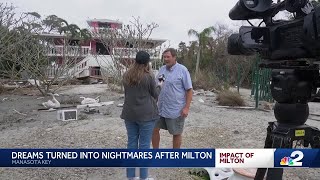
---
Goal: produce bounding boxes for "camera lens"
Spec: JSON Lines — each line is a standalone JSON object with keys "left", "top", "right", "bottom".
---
{"left": 244, "top": 0, "right": 258, "bottom": 8}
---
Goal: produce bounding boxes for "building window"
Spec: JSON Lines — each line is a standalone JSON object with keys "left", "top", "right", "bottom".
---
{"left": 96, "top": 42, "right": 110, "bottom": 55}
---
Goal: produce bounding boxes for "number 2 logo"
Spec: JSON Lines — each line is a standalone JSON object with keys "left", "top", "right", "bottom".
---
{"left": 290, "top": 151, "right": 304, "bottom": 166}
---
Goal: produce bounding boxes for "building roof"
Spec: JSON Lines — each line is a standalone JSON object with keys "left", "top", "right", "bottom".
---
{"left": 87, "top": 19, "right": 123, "bottom": 25}
{"left": 147, "top": 38, "right": 166, "bottom": 44}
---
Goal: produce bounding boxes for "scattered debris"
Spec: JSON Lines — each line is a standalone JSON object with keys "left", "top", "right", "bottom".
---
{"left": 27, "top": 79, "right": 41, "bottom": 86}
{"left": 205, "top": 91, "right": 215, "bottom": 97}
{"left": 83, "top": 107, "right": 100, "bottom": 114}
{"left": 3, "top": 82, "right": 19, "bottom": 89}
{"left": 204, "top": 168, "right": 234, "bottom": 180}
{"left": 42, "top": 93, "right": 60, "bottom": 109}
{"left": 59, "top": 96, "right": 82, "bottom": 105}
{"left": 193, "top": 89, "right": 205, "bottom": 96}
{"left": 80, "top": 96, "right": 100, "bottom": 105}
{"left": 78, "top": 114, "right": 88, "bottom": 120}
{"left": 231, "top": 168, "right": 257, "bottom": 179}
{"left": 117, "top": 103, "right": 124, "bottom": 107}
{"left": 308, "top": 114, "right": 320, "bottom": 122}
{"left": 76, "top": 101, "right": 114, "bottom": 109}
{"left": 198, "top": 98, "right": 205, "bottom": 103}
{"left": 193, "top": 89, "right": 215, "bottom": 97}
{"left": 13, "top": 109, "right": 27, "bottom": 116}
{"left": 2, "top": 97, "right": 8, "bottom": 102}
{"left": 258, "top": 101, "right": 273, "bottom": 110}
{"left": 100, "top": 101, "right": 114, "bottom": 106}
{"left": 308, "top": 118, "right": 320, "bottom": 122}
{"left": 310, "top": 113, "right": 320, "bottom": 117}
{"left": 188, "top": 168, "right": 209, "bottom": 179}
{"left": 57, "top": 109, "right": 78, "bottom": 121}
{"left": 38, "top": 105, "right": 77, "bottom": 111}
{"left": 36, "top": 97, "right": 44, "bottom": 100}
{"left": 46, "top": 108, "right": 57, "bottom": 112}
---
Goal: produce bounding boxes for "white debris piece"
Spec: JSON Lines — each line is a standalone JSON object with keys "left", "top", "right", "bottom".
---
{"left": 204, "top": 168, "right": 233, "bottom": 180}
{"left": 193, "top": 89, "right": 205, "bottom": 96}
{"left": 77, "top": 101, "right": 114, "bottom": 109}
{"left": 80, "top": 96, "right": 100, "bottom": 105}
{"left": 42, "top": 93, "right": 60, "bottom": 109}
{"left": 205, "top": 91, "right": 215, "bottom": 97}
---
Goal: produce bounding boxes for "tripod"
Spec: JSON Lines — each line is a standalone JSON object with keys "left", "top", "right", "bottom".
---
{"left": 254, "top": 122, "right": 320, "bottom": 179}
{"left": 253, "top": 69, "right": 320, "bottom": 180}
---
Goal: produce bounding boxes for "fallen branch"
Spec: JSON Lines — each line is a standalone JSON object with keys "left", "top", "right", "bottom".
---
{"left": 13, "top": 109, "right": 27, "bottom": 116}
{"left": 76, "top": 101, "right": 114, "bottom": 109}
{"left": 38, "top": 105, "right": 77, "bottom": 111}
{"left": 308, "top": 117, "right": 320, "bottom": 122}
{"left": 310, "top": 113, "right": 320, "bottom": 117}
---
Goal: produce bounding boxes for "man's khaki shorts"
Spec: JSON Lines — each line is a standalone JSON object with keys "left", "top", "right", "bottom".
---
{"left": 155, "top": 116, "right": 185, "bottom": 135}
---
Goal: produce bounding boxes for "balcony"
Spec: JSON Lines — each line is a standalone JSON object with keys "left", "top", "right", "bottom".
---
{"left": 45, "top": 46, "right": 91, "bottom": 57}
{"left": 112, "top": 48, "right": 161, "bottom": 59}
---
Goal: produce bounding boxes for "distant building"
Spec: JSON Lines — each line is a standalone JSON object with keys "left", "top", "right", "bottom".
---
{"left": 40, "top": 18, "right": 165, "bottom": 81}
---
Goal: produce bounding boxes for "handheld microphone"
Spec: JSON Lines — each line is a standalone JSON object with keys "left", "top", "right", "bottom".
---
{"left": 158, "top": 74, "right": 165, "bottom": 82}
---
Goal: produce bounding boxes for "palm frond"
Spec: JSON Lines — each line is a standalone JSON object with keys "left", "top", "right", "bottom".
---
{"left": 26, "top": 12, "right": 41, "bottom": 19}
{"left": 188, "top": 29, "right": 199, "bottom": 38}
{"left": 201, "top": 26, "right": 215, "bottom": 36}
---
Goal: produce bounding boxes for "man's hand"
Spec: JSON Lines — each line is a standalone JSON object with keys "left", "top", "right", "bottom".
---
{"left": 181, "top": 107, "right": 189, "bottom": 118}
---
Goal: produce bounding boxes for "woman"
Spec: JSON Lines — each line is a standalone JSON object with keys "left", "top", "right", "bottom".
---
{"left": 121, "top": 51, "right": 160, "bottom": 180}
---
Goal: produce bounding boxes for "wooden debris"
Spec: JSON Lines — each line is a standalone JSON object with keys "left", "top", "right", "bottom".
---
{"left": 76, "top": 101, "right": 114, "bottom": 109}
{"left": 13, "top": 109, "right": 27, "bottom": 116}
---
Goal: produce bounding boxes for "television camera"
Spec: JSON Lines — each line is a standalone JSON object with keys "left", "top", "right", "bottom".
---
{"left": 227, "top": 0, "right": 320, "bottom": 179}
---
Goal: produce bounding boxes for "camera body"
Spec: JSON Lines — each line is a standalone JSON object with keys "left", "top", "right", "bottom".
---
{"left": 228, "top": 0, "right": 320, "bottom": 104}
{"left": 228, "top": 3, "right": 320, "bottom": 179}
{"left": 228, "top": 0, "right": 320, "bottom": 64}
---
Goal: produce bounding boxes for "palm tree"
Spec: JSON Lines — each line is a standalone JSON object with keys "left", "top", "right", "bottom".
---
{"left": 79, "top": 28, "right": 92, "bottom": 41}
{"left": 42, "top": 15, "right": 65, "bottom": 33}
{"left": 188, "top": 26, "right": 215, "bottom": 80}
{"left": 66, "top": 24, "right": 81, "bottom": 38}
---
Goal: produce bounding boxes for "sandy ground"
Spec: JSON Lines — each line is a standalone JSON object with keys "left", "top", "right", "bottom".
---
{"left": 0, "top": 85, "right": 319, "bottom": 180}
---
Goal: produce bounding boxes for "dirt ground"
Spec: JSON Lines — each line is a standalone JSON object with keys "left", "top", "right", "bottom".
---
{"left": 0, "top": 84, "right": 319, "bottom": 180}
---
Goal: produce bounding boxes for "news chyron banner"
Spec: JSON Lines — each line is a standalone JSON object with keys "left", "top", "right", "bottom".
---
{"left": 0, "top": 149, "right": 215, "bottom": 167}
{"left": 0, "top": 149, "right": 319, "bottom": 168}
{"left": 215, "top": 149, "right": 274, "bottom": 168}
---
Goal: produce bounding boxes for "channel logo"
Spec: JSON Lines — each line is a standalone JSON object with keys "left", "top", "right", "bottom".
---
{"left": 280, "top": 150, "right": 304, "bottom": 166}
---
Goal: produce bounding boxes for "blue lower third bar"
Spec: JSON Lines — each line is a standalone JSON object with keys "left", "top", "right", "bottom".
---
{"left": 274, "top": 149, "right": 320, "bottom": 168}
{"left": 0, "top": 149, "right": 215, "bottom": 167}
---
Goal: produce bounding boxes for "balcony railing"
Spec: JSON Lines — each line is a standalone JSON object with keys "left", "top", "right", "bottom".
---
{"left": 112, "top": 48, "right": 161, "bottom": 59}
{"left": 45, "top": 46, "right": 90, "bottom": 57}
{"left": 45, "top": 67, "right": 71, "bottom": 79}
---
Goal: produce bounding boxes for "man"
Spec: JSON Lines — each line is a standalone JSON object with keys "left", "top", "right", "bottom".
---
{"left": 152, "top": 48, "right": 193, "bottom": 149}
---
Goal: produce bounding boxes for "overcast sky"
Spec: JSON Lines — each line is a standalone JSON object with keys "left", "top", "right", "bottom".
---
{"left": 7, "top": 0, "right": 241, "bottom": 47}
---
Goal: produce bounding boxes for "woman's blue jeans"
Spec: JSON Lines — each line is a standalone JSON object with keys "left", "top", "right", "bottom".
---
{"left": 125, "top": 120, "right": 155, "bottom": 179}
